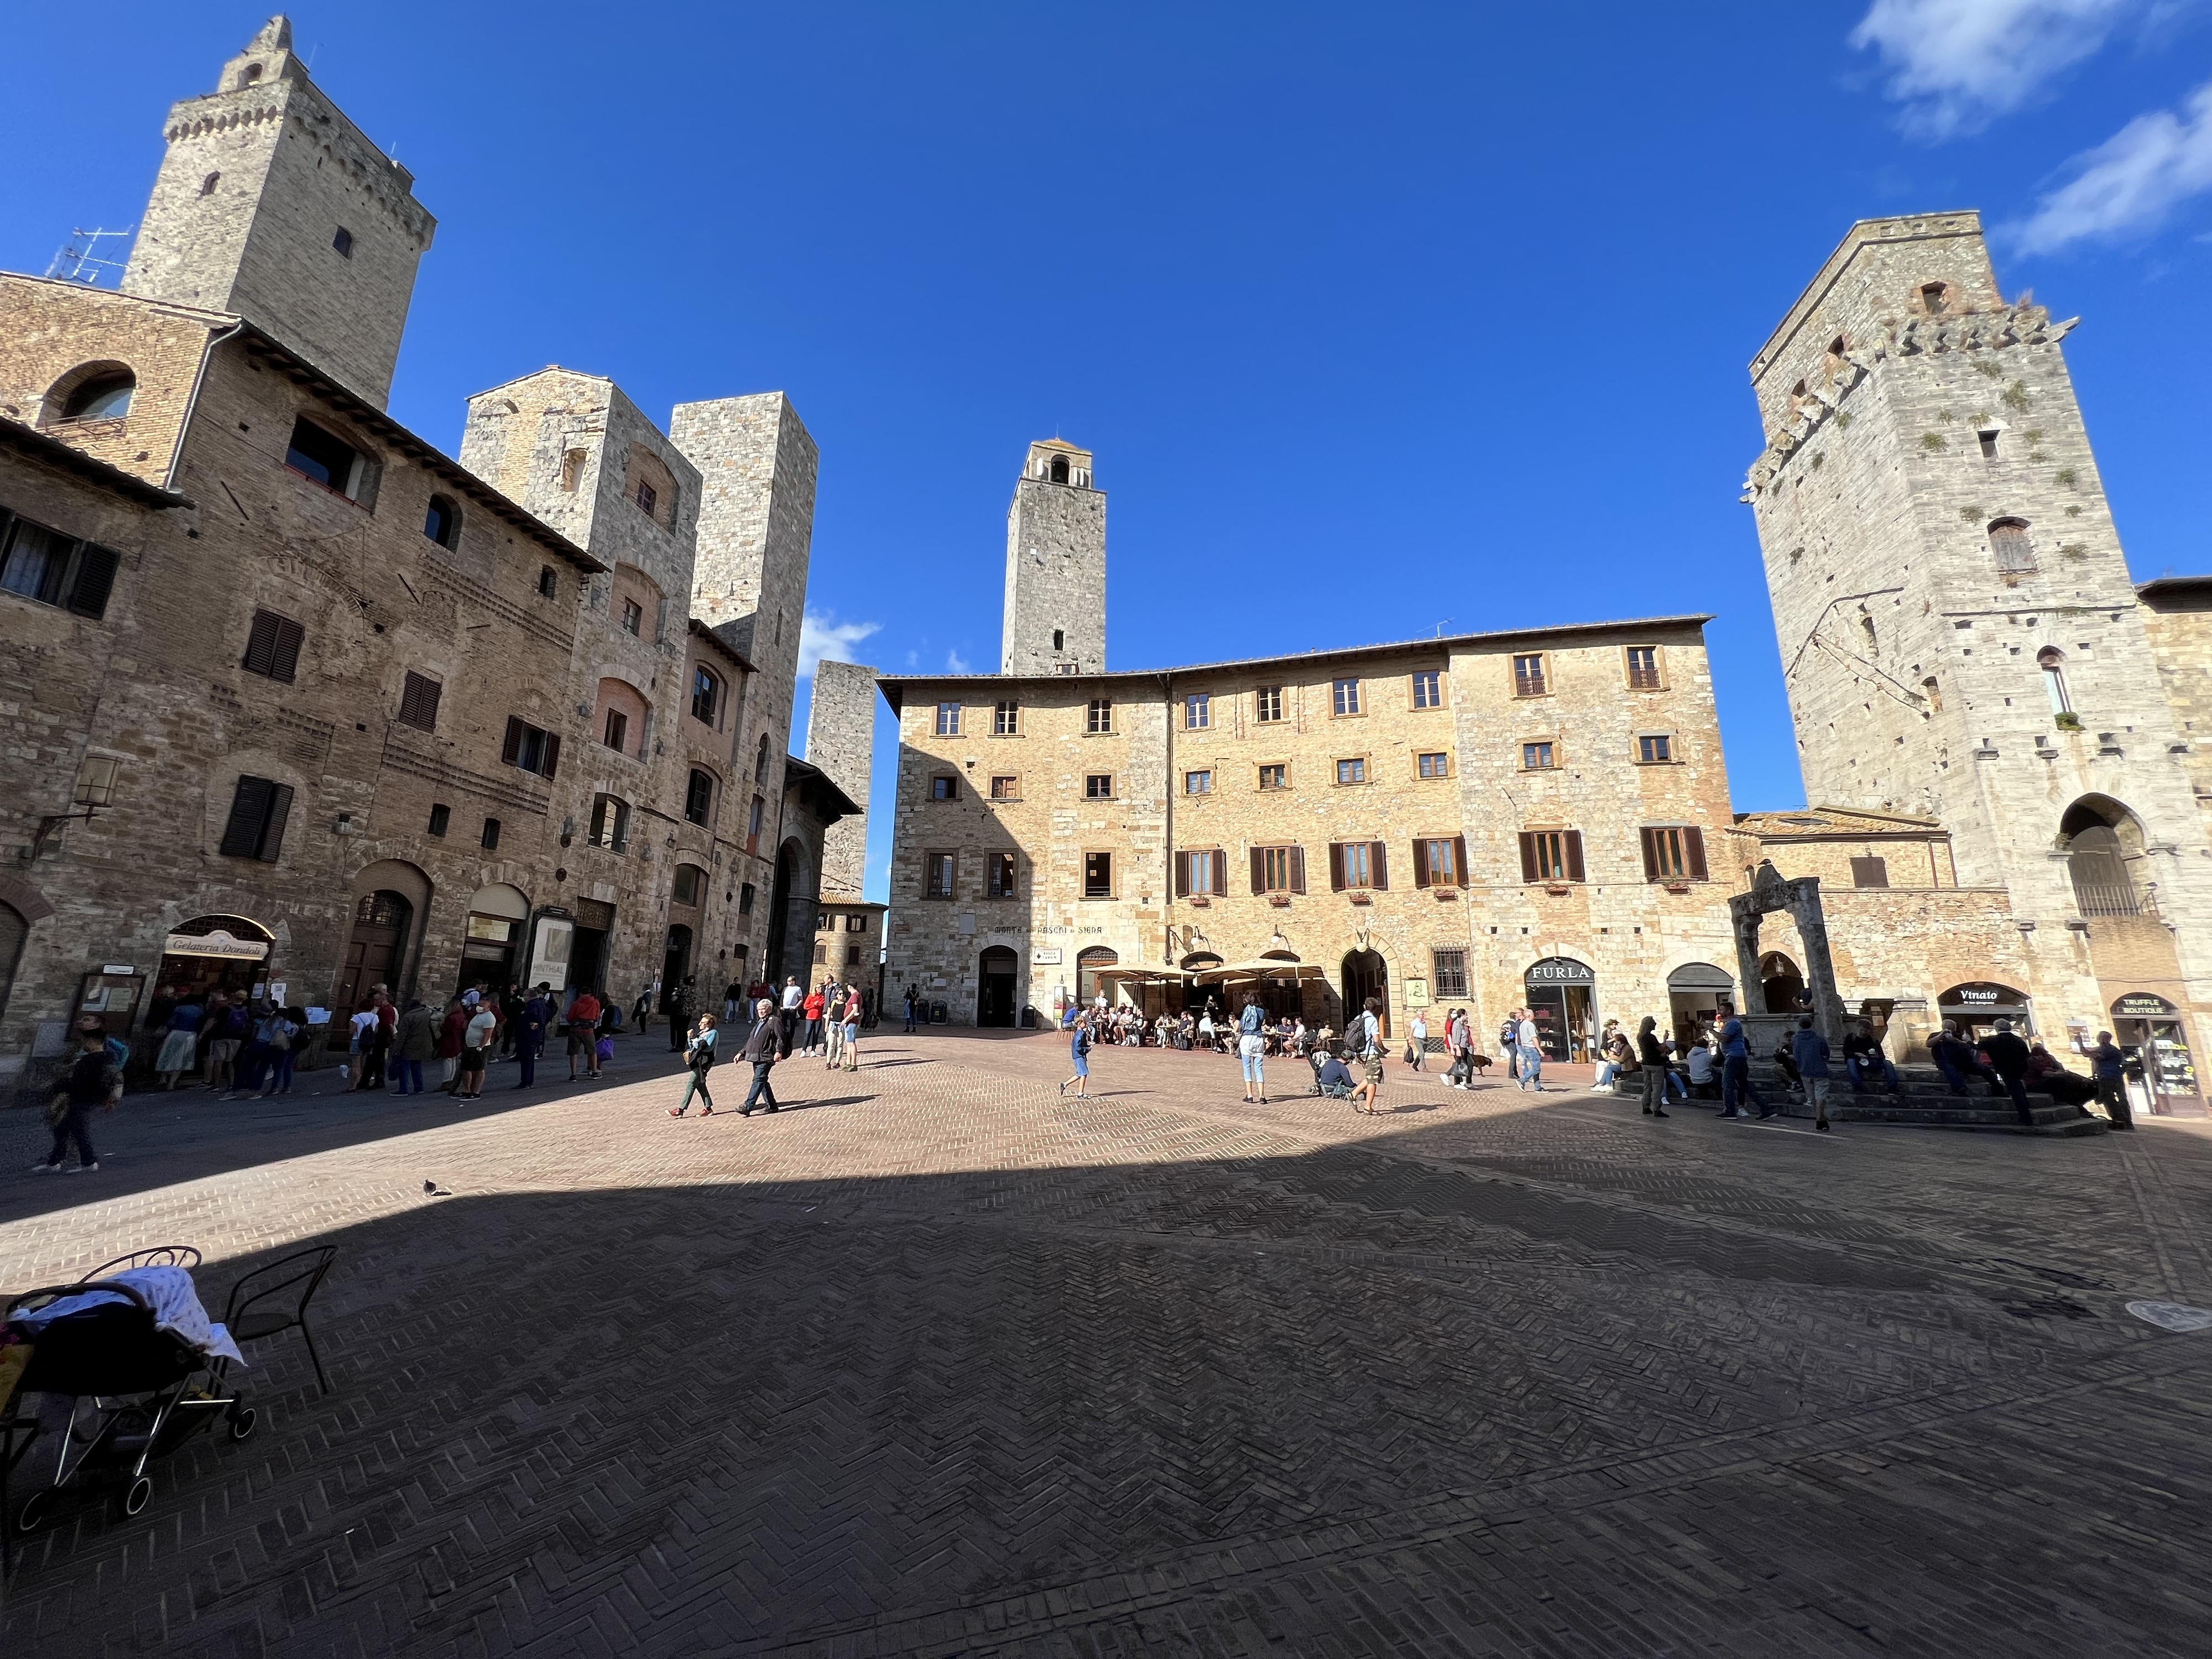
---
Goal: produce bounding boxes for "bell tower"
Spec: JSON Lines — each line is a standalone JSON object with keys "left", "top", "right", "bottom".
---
{"left": 1001, "top": 439, "right": 1106, "bottom": 675}
{"left": 121, "top": 16, "right": 436, "bottom": 408}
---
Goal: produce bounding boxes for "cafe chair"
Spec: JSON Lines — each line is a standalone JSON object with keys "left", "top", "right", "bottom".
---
{"left": 221, "top": 1245, "right": 338, "bottom": 1396}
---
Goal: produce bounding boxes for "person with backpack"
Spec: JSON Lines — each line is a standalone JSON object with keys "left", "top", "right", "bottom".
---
{"left": 1349, "top": 997, "right": 1385, "bottom": 1115}
{"left": 30, "top": 1018, "right": 122, "bottom": 1174}
{"left": 564, "top": 987, "right": 603, "bottom": 1081}
{"left": 251, "top": 1005, "right": 300, "bottom": 1098}
{"left": 1059, "top": 1008, "right": 1094, "bottom": 1099}
{"left": 837, "top": 985, "right": 864, "bottom": 1072}
{"left": 204, "top": 993, "right": 250, "bottom": 1093}
{"left": 1237, "top": 993, "right": 1270, "bottom": 1103}
{"left": 1791, "top": 1015, "right": 1834, "bottom": 1132}
{"left": 1498, "top": 1014, "right": 1521, "bottom": 1085}
{"left": 669, "top": 1013, "right": 720, "bottom": 1115}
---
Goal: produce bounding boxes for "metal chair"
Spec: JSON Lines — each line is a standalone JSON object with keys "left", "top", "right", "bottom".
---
{"left": 80, "top": 1245, "right": 203, "bottom": 1281}
{"left": 221, "top": 1246, "right": 338, "bottom": 1395}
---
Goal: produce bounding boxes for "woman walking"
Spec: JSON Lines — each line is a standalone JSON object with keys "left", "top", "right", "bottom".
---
{"left": 838, "top": 987, "right": 863, "bottom": 1072}
{"left": 1237, "top": 993, "right": 1269, "bottom": 1104}
{"left": 155, "top": 990, "right": 205, "bottom": 1089}
{"left": 1059, "top": 1010, "right": 1093, "bottom": 1099}
{"left": 670, "top": 1013, "right": 720, "bottom": 1115}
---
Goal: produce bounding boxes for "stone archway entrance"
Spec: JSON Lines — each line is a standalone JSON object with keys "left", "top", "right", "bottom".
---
{"left": 978, "top": 946, "right": 1019, "bottom": 1027}
{"left": 766, "top": 839, "right": 807, "bottom": 986}
{"left": 1341, "top": 948, "right": 1388, "bottom": 1039}
{"left": 1729, "top": 861, "right": 1845, "bottom": 1052}
{"left": 335, "top": 891, "right": 413, "bottom": 1014}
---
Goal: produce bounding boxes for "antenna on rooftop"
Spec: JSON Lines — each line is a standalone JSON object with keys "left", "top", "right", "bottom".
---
{"left": 46, "top": 226, "right": 134, "bottom": 286}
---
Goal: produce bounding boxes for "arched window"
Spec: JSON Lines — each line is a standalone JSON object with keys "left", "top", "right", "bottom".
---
{"left": 1989, "top": 518, "right": 2035, "bottom": 575}
{"left": 754, "top": 733, "right": 772, "bottom": 784}
{"left": 422, "top": 493, "right": 460, "bottom": 550}
{"left": 684, "top": 767, "right": 717, "bottom": 827}
{"left": 691, "top": 665, "right": 721, "bottom": 726}
{"left": 2038, "top": 648, "right": 2070, "bottom": 714}
{"left": 1823, "top": 334, "right": 1848, "bottom": 372}
{"left": 1918, "top": 281, "right": 1949, "bottom": 315}
{"left": 1789, "top": 378, "right": 1808, "bottom": 412}
{"left": 199, "top": 171, "right": 221, "bottom": 197}
{"left": 593, "top": 677, "right": 649, "bottom": 757}
{"left": 624, "top": 446, "right": 679, "bottom": 528}
{"left": 1050, "top": 453, "right": 1069, "bottom": 483}
{"left": 1922, "top": 675, "right": 1943, "bottom": 714}
{"left": 48, "top": 364, "right": 135, "bottom": 424}
{"left": 589, "top": 793, "right": 631, "bottom": 852}
{"left": 2062, "top": 797, "right": 2144, "bottom": 917}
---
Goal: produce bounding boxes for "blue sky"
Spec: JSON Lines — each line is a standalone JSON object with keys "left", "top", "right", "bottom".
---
{"left": 6, "top": 3, "right": 2208, "bottom": 901}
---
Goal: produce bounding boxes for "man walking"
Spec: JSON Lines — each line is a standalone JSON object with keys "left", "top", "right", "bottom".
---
{"left": 515, "top": 984, "right": 550, "bottom": 1089}
{"left": 32, "top": 1018, "right": 122, "bottom": 1173}
{"left": 779, "top": 976, "right": 804, "bottom": 1058}
{"left": 1977, "top": 1018, "right": 2037, "bottom": 1126}
{"left": 565, "top": 986, "right": 603, "bottom": 1082}
{"left": 904, "top": 984, "right": 919, "bottom": 1032}
{"left": 740, "top": 998, "right": 782, "bottom": 1115}
{"left": 2090, "top": 1029, "right": 2133, "bottom": 1130}
{"left": 1349, "top": 997, "right": 1385, "bottom": 1115}
{"left": 1791, "top": 1015, "right": 1834, "bottom": 1133}
{"left": 1717, "top": 1007, "right": 1771, "bottom": 1119}
{"left": 1515, "top": 1008, "right": 1543, "bottom": 1092}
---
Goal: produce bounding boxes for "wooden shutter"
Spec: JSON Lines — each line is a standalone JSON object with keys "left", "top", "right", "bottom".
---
{"left": 540, "top": 732, "right": 561, "bottom": 780}
{"left": 258, "top": 783, "right": 294, "bottom": 862}
{"left": 398, "top": 671, "right": 442, "bottom": 732}
{"left": 1370, "top": 841, "right": 1387, "bottom": 891}
{"left": 501, "top": 716, "right": 524, "bottom": 766}
{"left": 1414, "top": 838, "right": 1432, "bottom": 888}
{"left": 1288, "top": 846, "right": 1306, "bottom": 894}
{"left": 243, "top": 611, "right": 280, "bottom": 677}
{"left": 269, "top": 615, "right": 304, "bottom": 682}
{"left": 1328, "top": 843, "right": 1345, "bottom": 891}
{"left": 1174, "top": 851, "right": 1190, "bottom": 898}
{"left": 1686, "top": 826, "right": 1708, "bottom": 881}
{"left": 1452, "top": 836, "right": 1467, "bottom": 886}
{"left": 66, "top": 544, "right": 121, "bottom": 619}
{"left": 1250, "top": 847, "right": 1266, "bottom": 894}
{"left": 218, "top": 776, "right": 272, "bottom": 858}
{"left": 1211, "top": 853, "right": 1226, "bottom": 896}
{"left": 1517, "top": 833, "right": 1537, "bottom": 884}
{"left": 1639, "top": 827, "right": 1659, "bottom": 881}
{"left": 1564, "top": 830, "right": 1585, "bottom": 883}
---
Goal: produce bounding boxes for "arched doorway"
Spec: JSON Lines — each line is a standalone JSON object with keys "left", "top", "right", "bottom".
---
{"left": 1756, "top": 951, "right": 1804, "bottom": 1015}
{"left": 2110, "top": 993, "right": 2200, "bottom": 1116}
{"left": 978, "top": 946, "right": 1019, "bottom": 1027}
{"left": 1077, "top": 946, "right": 1118, "bottom": 1008}
{"left": 662, "top": 924, "right": 694, "bottom": 1001}
{"left": 1666, "top": 961, "right": 1735, "bottom": 1046}
{"left": 1341, "top": 949, "right": 1389, "bottom": 1039}
{"left": 155, "top": 914, "right": 275, "bottom": 1008}
{"left": 1525, "top": 956, "right": 1595, "bottom": 1061}
{"left": 457, "top": 883, "right": 529, "bottom": 997}
{"left": 1938, "top": 980, "right": 2032, "bottom": 1041}
{"left": 766, "top": 838, "right": 812, "bottom": 986}
{"left": 2061, "top": 795, "right": 2147, "bottom": 916}
{"left": 334, "top": 891, "right": 413, "bottom": 1014}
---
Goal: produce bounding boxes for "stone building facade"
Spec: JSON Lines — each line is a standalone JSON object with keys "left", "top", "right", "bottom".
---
{"left": 1000, "top": 440, "right": 1105, "bottom": 675}
{"left": 0, "top": 19, "right": 851, "bottom": 1092}
{"left": 804, "top": 656, "right": 879, "bottom": 898}
{"left": 1743, "top": 212, "right": 2211, "bottom": 1110}
{"left": 883, "top": 611, "right": 1743, "bottom": 1057}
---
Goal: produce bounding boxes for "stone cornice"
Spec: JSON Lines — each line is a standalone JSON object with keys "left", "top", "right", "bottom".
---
{"left": 1740, "top": 302, "right": 2078, "bottom": 504}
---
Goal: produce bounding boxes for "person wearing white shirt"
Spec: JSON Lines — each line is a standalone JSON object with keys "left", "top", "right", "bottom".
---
{"left": 1515, "top": 1012, "right": 1543, "bottom": 1092}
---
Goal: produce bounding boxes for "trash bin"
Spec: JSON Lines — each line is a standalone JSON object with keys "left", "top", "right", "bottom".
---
{"left": 1019, "top": 1006, "right": 1037, "bottom": 1029}
{"left": 930, "top": 1000, "right": 948, "bottom": 1024}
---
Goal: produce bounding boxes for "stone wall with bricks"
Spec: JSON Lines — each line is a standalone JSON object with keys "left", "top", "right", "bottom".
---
{"left": 884, "top": 617, "right": 1743, "bottom": 1050}
{"left": 805, "top": 656, "right": 878, "bottom": 897}
{"left": 812, "top": 899, "right": 886, "bottom": 983}
{"left": 2138, "top": 582, "right": 2212, "bottom": 834}
{"left": 1745, "top": 211, "right": 2212, "bottom": 1097}
{"left": 120, "top": 18, "right": 434, "bottom": 410}
{"left": 1000, "top": 441, "right": 1106, "bottom": 675}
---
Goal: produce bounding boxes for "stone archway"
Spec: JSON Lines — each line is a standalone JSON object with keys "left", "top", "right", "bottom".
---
{"left": 1729, "top": 862, "right": 1845, "bottom": 1048}
{"left": 766, "top": 838, "right": 814, "bottom": 987}
{"left": 1341, "top": 948, "right": 1389, "bottom": 1039}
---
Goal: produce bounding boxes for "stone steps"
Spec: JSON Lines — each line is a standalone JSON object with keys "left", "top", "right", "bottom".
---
{"left": 1746, "top": 1070, "right": 2109, "bottom": 1136}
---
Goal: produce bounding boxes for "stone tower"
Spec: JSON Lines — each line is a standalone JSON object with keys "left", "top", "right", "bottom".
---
{"left": 1745, "top": 211, "right": 2212, "bottom": 1032}
{"left": 121, "top": 17, "right": 436, "bottom": 408}
{"left": 1001, "top": 439, "right": 1106, "bottom": 675}
{"left": 805, "top": 658, "right": 879, "bottom": 897}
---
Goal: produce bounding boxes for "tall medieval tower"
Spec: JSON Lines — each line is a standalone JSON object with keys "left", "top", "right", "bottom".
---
{"left": 1001, "top": 439, "right": 1106, "bottom": 674}
{"left": 121, "top": 17, "right": 436, "bottom": 408}
{"left": 804, "top": 658, "right": 879, "bottom": 898}
{"left": 1745, "top": 211, "right": 2212, "bottom": 1031}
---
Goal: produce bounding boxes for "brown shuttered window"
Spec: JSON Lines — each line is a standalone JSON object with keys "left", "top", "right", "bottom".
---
{"left": 1641, "top": 826, "right": 1707, "bottom": 881}
{"left": 1517, "top": 833, "right": 1536, "bottom": 884}
{"left": 242, "top": 609, "right": 305, "bottom": 682}
{"left": 500, "top": 717, "right": 560, "bottom": 778}
{"left": 217, "top": 774, "right": 293, "bottom": 862}
{"left": 398, "top": 671, "right": 442, "bottom": 732}
{"left": 1564, "top": 830, "right": 1585, "bottom": 882}
{"left": 1288, "top": 846, "right": 1306, "bottom": 894}
{"left": 1369, "top": 840, "right": 1389, "bottom": 891}
{"left": 1250, "top": 846, "right": 1266, "bottom": 895}
{"left": 1175, "top": 850, "right": 1191, "bottom": 898}
{"left": 1328, "top": 843, "right": 1345, "bottom": 891}
{"left": 1686, "top": 826, "right": 1708, "bottom": 881}
{"left": 66, "top": 544, "right": 120, "bottom": 619}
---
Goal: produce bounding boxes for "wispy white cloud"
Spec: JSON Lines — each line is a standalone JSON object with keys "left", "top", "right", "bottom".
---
{"left": 797, "top": 610, "right": 881, "bottom": 679}
{"left": 946, "top": 648, "right": 972, "bottom": 673}
{"left": 2011, "top": 77, "right": 2212, "bottom": 249}
{"left": 1849, "top": 0, "right": 2146, "bottom": 135}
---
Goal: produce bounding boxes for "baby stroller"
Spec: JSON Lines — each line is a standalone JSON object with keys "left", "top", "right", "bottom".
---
{"left": 6, "top": 1246, "right": 255, "bottom": 1536}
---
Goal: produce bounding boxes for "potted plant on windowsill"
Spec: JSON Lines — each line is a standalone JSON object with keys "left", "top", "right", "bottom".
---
{"left": 2054, "top": 712, "right": 2083, "bottom": 731}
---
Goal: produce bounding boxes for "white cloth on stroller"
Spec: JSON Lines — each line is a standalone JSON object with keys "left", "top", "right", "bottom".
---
{"left": 15, "top": 1266, "right": 246, "bottom": 1365}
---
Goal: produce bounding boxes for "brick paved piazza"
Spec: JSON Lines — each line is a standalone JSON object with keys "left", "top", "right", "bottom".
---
{"left": 5, "top": 1032, "right": 2212, "bottom": 1657}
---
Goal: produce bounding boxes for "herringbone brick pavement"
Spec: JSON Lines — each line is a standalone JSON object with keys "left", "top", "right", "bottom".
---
{"left": 2, "top": 1032, "right": 2209, "bottom": 1655}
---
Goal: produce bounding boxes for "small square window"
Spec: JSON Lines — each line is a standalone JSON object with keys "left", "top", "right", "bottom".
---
{"left": 1255, "top": 686, "right": 1284, "bottom": 723}
{"left": 988, "top": 851, "right": 1018, "bottom": 898}
{"left": 931, "top": 775, "right": 959, "bottom": 800}
{"left": 620, "top": 599, "right": 643, "bottom": 635}
{"left": 1432, "top": 948, "right": 1468, "bottom": 999}
{"left": 738, "top": 882, "right": 756, "bottom": 914}
{"left": 1637, "top": 733, "right": 1673, "bottom": 764}
{"left": 993, "top": 700, "right": 1019, "bottom": 735}
{"left": 332, "top": 227, "right": 354, "bottom": 258}
{"left": 1085, "top": 773, "right": 1113, "bottom": 799}
{"left": 1522, "top": 741, "right": 1556, "bottom": 770}
{"left": 1332, "top": 678, "right": 1361, "bottom": 716}
{"left": 427, "top": 803, "right": 450, "bottom": 837}
{"left": 1626, "top": 645, "right": 1661, "bottom": 690}
{"left": 1185, "top": 692, "right": 1210, "bottom": 730}
{"left": 1087, "top": 697, "right": 1113, "bottom": 734}
{"left": 989, "top": 775, "right": 1019, "bottom": 800}
{"left": 1258, "top": 763, "right": 1287, "bottom": 791}
{"left": 1417, "top": 752, "right": 1449, "bottom": 779}
{"left": 925, "top": 851, "right": 957, "bottom": 898}
{"left": 1335, "top": 757, "right": 1366, "bottom": 785}
{"left": 1185, "top": 769, "right": 1212, "bottom": 795}
{"left": 481, "top": 816, "right": 502, "bottom": 851}
{"left": 538, "top": 566, "right": 559, "bottom": 599}
{"left": 935, "top": 702, "right": 961, "bottom": 736}
{"left": 1084, "top": 851, "right": 1113, "bottom": 898}
{"left": 603, "top": 708, "right": 629, "bottom": 752}
{"left": 634, "top": 480, "right": 658, "bottom": 518}
{"left": 1411, "top": 670, "right": 1442, "bottom": 709}
{"left": 1513, "top": 654, "right": 1547, "bottom": 697}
